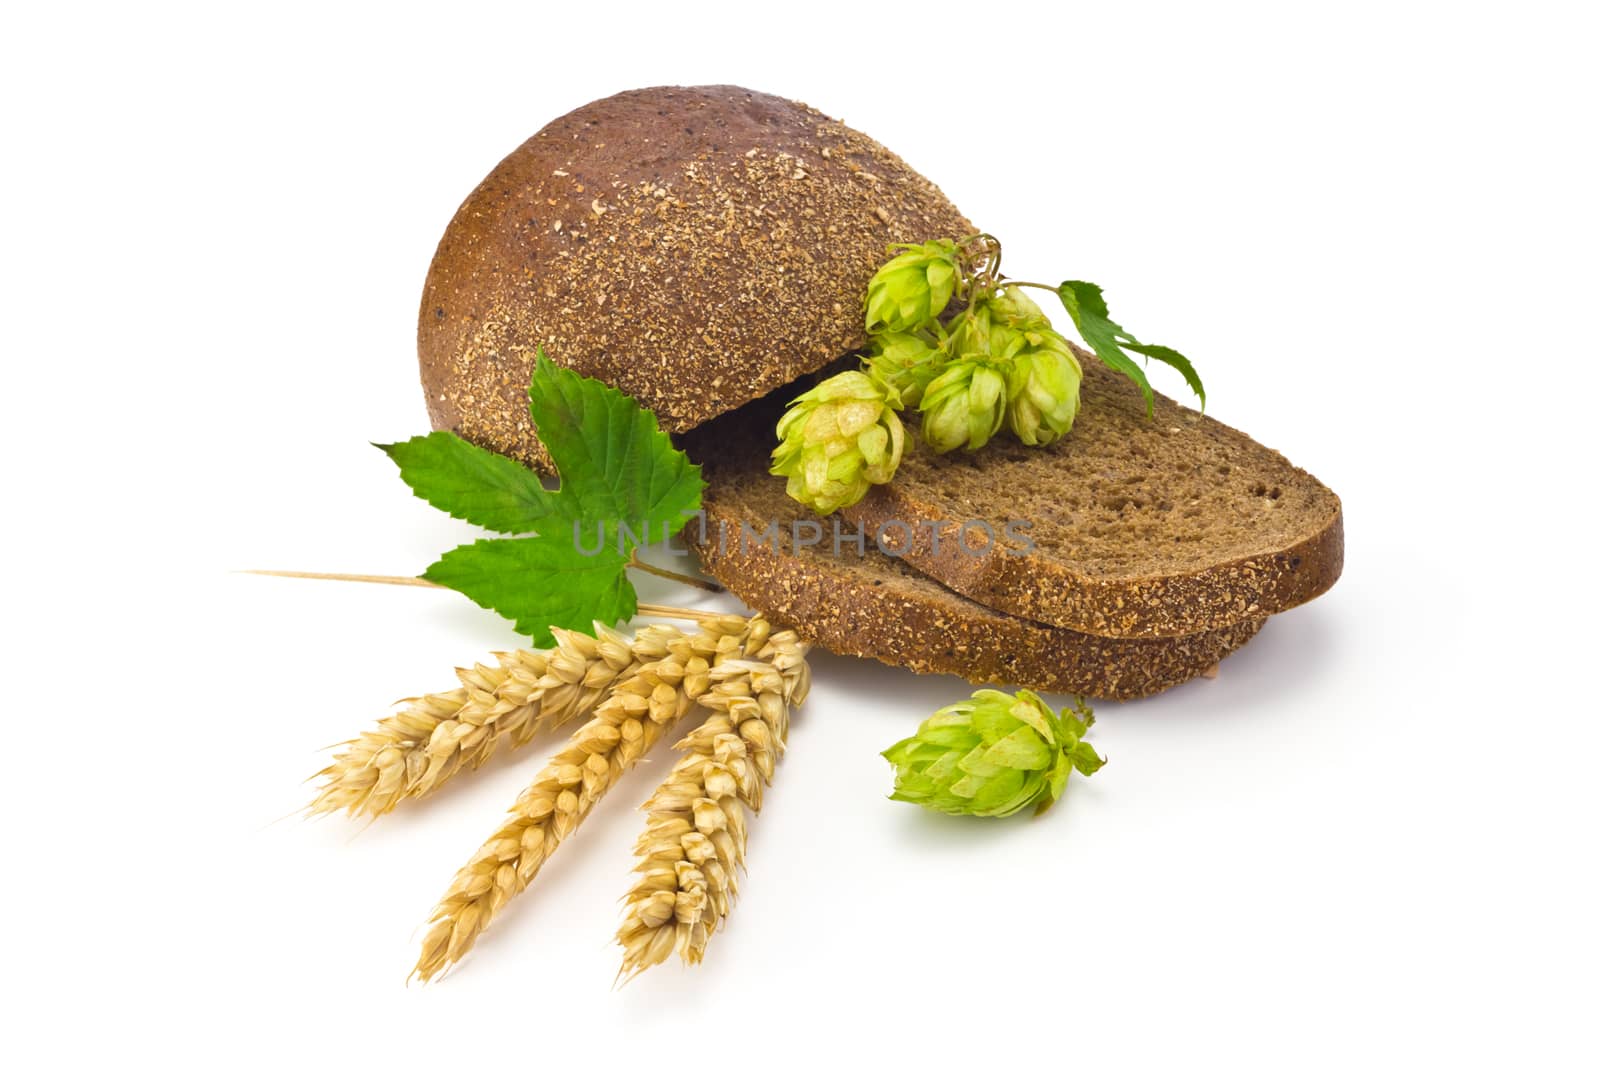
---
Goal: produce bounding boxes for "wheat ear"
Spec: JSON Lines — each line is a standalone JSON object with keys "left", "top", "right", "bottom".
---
{"left": 616, "top": 648, "right": 810, "bottom": 979}
{"left": 411, "top": 615, "right": 799, "bottom": 981}
{"left": 309, "top": 623, "right": 645, "bottom": 819}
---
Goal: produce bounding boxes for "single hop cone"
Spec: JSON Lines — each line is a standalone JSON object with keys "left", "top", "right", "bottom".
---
{"left": 865, "top": 328, "right": 948, "bottom": 408}
{"left": 1004, "top": 331, "right": 1082, "bottom": 446}
{"left": 984, "top": 295, "right": 1082, "bottom": 447}
{"left": 945, "top": 295, "right": 994, "bottom": 358}
{"left": 615, "top": 654, "right": 808, "bottom": 980}
{"left": 882, "top": 689, "right": 1106, "bottom": 818}
{"left": 988, "top": 286, "right": 1053, "bottom": 330}
{"left": 918, "top": 358, "right": 1007, "bottom": 453}
{"left": 864, "top": 239, "right": 960, "bottom": 333}
{"left": 771, "top": 370, "right": 905, "bottom": 515}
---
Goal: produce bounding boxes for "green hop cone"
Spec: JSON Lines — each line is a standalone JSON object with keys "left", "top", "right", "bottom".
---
{"left": 945, "top": 295, "right": 993, "bottom": 358}
{"left": 919, "top": 358, "right": 1007, "bottom": 453}
{"left": 953, "top": 289, "right": 1083, "bottom": 447}
{"left": 770, "top": 370, "right": 905, "bottom": 515}
{"left": 988, "top": 287, "right": 1052, "bottom": 330}
{"left": 864, "top": 239, "right": 960, "bottom": 334}
{"left": 864, "top": 328, "right": 948, "bottom": 408}
{"left": 882, "top": 690, "right": 1105, "bottom": 818}
{"left": 1002, "top": 328, "right": 1083, "bottom": 446}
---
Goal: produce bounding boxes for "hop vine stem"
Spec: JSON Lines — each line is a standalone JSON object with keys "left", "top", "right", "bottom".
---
{"left": 238, "top": 569, "right": 729, "bottom": 622}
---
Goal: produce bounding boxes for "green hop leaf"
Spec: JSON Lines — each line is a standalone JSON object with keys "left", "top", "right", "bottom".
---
{"left": 771, "top": 370, "right": 905, "bottom": 515}
{"left": 376, "top": 431, "right": 555, "bottom": 534}
{"left": 919, "top": 358, "right": 1007, "bottom": 453}
{"left": 865, "top": 239, "right": 961, "bottom": 334}
{"left": 864, "top": 327, "right": 949, "bottom": 408}
{"left": 883, "top": 690, "right": 1105, "bottom": 818}
{"left": 380, "top": 351, "right": 704, "bottom": 646}
{"left": 1056, "top": 280, "right": 1205, "bottom": 415}
{"left": 423, "top": 537, "right": 637, "bottom": 642}
{"left": 528, "top": 352, "right": 705, "bottom": 547}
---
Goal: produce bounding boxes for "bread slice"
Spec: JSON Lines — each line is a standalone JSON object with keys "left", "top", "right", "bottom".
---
{"left": 843, "top": 352, "right": 1343, "bottom": 638}
{"left": 681, "top": 408, "right": 1265, "bottom": 701}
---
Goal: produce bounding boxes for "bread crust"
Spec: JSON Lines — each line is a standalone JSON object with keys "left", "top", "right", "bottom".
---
{"left": 688, "top": 498, "right": 1265, "bottom": 700}
{"left": 683, "top": 423, "right": 1267, "bottom": 700}
{"left": 844, "top": 354, "right": 1344, "bottom": 638}
{"left": 418, "top": 85, "right": 971, "bottom": 473}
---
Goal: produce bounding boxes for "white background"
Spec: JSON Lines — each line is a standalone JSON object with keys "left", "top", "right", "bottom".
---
{"left": 4, "top": 2, "right": 1596, "bottom": 1063}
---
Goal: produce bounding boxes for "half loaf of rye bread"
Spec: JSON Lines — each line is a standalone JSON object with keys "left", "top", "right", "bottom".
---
{"left": 844, "top": 351, "right": 1343, "bottom": 638}
{"left": 681, "top": 403, "right": 1266, "bottom": 700}
{"left": 418, "top": 85, "right": 971, "bottom": 473}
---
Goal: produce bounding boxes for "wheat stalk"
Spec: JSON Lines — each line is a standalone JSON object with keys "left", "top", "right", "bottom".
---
{"left": 309, "top": 622, "right": 648, "bottom": 818}
{"left": 412, "top": 615, "right": 806, "bottom": 981}
{"left": 615, "top": 651, "right": 809, "bottom": 979}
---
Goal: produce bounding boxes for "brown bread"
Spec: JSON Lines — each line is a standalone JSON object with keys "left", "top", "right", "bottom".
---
{"left": 418, "top": 85, "right": 971, "bottom": 473}
{"left": 682, "top": 407, "right": 1265, "bottom": 701}
{"left": 844, "top": 352, "right": 1344, "bottom": 638}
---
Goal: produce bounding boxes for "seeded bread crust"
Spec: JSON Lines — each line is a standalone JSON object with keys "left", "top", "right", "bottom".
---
{"left": 843, "top": 351, "right": 1344, "bottom": 639}
{"left": 684, "top": 413, "right": 1266, "bottom": 700}
{"left": 418, "top": 85, "right": 971, "bottom": 473}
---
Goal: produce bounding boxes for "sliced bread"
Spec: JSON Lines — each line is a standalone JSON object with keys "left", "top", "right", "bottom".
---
{"left": 843, "top": 352, "right": 1343, "bottom": 638}
{"left": 682, "top": 409, "right": 1266, "bottom": 700}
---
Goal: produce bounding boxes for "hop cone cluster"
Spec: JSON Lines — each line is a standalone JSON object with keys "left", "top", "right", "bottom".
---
{"left": 772, "top": 237, "right": 1100, "bottom": 511}
{"left": 770, "top": 370, "right": 905, "bottom": 515}
{"left": 917, "top": 289, "right": 1083, "bottom": 450}
{"left": 862, "top": 242, "right": 1083, "bottom": 455}
{"left": 882, "top": 689, "right": 1105, "bottom": 818}
{"left": 616, "top": 651, "right": 810, "bottom": 979}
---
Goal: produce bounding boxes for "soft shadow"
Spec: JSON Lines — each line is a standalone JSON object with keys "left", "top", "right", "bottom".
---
{"left": 807, "top": 646, "right": 988, "bottom": 723}
{"left": 1092, "top": 605, "right": 1346, "bottom": 727}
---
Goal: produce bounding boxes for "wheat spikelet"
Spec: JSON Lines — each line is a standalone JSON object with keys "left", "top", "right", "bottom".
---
{"left": 616, "top": 648, "right": 809, "bottom": 979}
{"left": 309, "top": 623, "right": 644, "bottom": 818}
{"left": 411, "top": 615, "right": 803, "bottom": 981}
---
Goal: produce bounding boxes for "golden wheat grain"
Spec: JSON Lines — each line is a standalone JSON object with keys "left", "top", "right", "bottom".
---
{"left": 411, "top": 616, "right": 805, "bottom": 981}
{"left": 309, "top": 623, "right": 647, "bottom": 818}
{"left": 615, "top": 650, "right": 808, "bottom": 979}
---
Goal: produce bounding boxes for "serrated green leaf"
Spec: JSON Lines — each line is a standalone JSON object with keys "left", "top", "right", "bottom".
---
{"left": 1056, "top": 280, "right": 1204, "bottom": 415}
{"left": 1124, "top": 342, "right": 1206, "bottom": 410}
{"left": 386, "top": 354, "right": 711, "bottom": 646}
{"left": 377, "top": 433, "right": 555, "bottom": 533}
{"left": 528, "top": 352, "right": 704, "bottom": 546}
{"left": 422, "top": 537, "right": 635, "bottom": 648}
